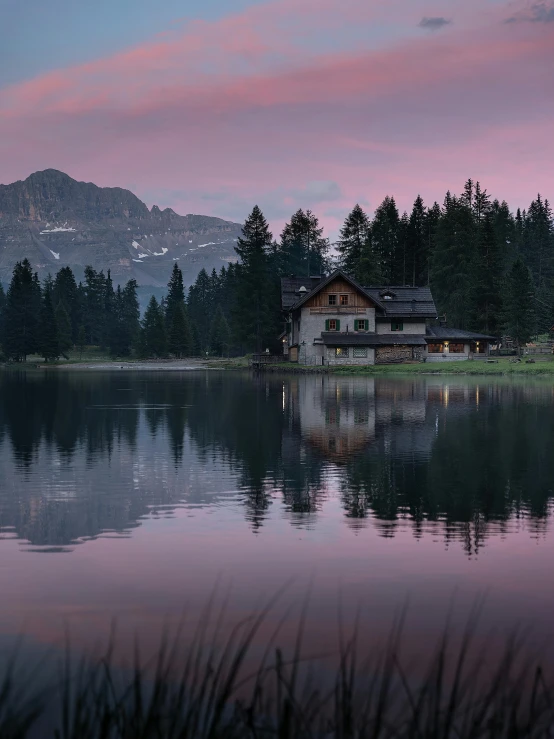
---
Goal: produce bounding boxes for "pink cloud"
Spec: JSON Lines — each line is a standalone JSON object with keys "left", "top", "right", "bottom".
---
{"left": 0, "top": 0, "right": 553, "bottom": 235}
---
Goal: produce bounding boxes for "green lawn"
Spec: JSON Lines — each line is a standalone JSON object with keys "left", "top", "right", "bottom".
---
{"left": 329, "top": 357, "right": 554, "bottom": 375}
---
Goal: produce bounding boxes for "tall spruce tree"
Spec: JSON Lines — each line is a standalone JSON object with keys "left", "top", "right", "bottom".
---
{"left": 39, "top": 288, "right": 60, "bottom": 361}
{"left": 470, "top": 211, "right": 503, "bottom": 334}
{"left": 121, "top": 279, "right": 141, "bottom": 354}
{"left": 279, "top": 209, "right": 329, "bottom": 276}
{"left": 53, "top": 266, "right": 80, "bottom": 340}
{"left": 336, "top": 205, "right": 370, "bottom": 280}
{"left": 371, "top": 196, "right": 401, "bottom": 284}
{"left": 210, "top": 305, "right": 231, "bottom": 356}
{"left": 141, "top": 296, "right": 167, "bottom": 357}
{"left": 165, "top": 263, "right": 185, "bottom": 324}
{"left": 503, "top": 259, "right": 535, "bottom": 346}
{"left": 234, "top": 205, "right": 274, "bottom": 353}
{"left": 407, "top": 195, "right": 427, "bottom": 286}
{"left": 55, "top": 301, "right": 73, "bottom": 357}
{"left": 3, "top": 259, "right": 41, "bottom": 361}
{"left": 188, "top": 268, "right": 213, "bottom": 352}
{"left": 83, "top": 267, "right": 106, "bottom": 345}
{"left": 168, "top": 303, "right": 192, "bottom": 358}
{"left": 431, "top": 194, "right": 476, "bottom": 328}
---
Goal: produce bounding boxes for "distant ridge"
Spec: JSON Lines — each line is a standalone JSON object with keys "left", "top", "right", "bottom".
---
{"left": 0, "top": 170, "right": 242, "bottom": 286}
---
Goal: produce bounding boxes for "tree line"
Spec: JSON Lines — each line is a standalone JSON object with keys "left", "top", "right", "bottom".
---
{"left": 0, "top": 179, "right": 551, "bottom": 360}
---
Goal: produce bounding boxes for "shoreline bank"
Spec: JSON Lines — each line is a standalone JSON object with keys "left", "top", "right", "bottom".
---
{"left": 3, "top": 356, "right": 554, "bottom": 376}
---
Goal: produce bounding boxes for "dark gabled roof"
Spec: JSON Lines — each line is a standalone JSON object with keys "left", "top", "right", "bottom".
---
{"left": 322, "top": 333, "right": 427, "bottom": 346}
{"left": 282, "top": 270, "right": 385, "bottom": 312}
{"left": 364, "top": 286, "right": 437, "bottom": 318}
{"left": 281, "top": 271, "right": 438, "bottom": 317}
{"left": 281, "top": 276, "right": 324, "bottom": 310}
{"left": 426, "top": 326, "right": 496, "bottom": 341}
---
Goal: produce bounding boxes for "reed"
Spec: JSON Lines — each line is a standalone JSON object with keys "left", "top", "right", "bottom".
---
{"left": 1, "top": 605, "right": 553, "bottom": 738}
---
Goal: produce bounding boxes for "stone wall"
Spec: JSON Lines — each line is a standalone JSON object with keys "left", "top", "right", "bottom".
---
{"left": 325, "top": 347, "right": 376, "bottom": 366}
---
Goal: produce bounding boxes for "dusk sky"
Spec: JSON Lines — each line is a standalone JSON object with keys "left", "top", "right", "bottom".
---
{"left": 1, "top": 0, "right": 553, "bottom": 235}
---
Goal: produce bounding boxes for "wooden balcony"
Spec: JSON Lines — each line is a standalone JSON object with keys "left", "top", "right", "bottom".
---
{"left": 309, "top": 307, "right": 367, "bottom": 314}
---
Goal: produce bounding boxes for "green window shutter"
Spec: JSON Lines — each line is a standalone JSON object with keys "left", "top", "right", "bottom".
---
{"left": 364, "top": 319, "right": 369, "bottom": 331}
{"left": 325, "top": 319, "right": 329, "bottom": 331}
{"left": 336, "top": 319, "right": 341, "bottom": 331}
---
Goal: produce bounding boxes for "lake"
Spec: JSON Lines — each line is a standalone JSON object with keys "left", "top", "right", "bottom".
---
{"left": 1, "top": 369, "right": 554, "bottom": 682}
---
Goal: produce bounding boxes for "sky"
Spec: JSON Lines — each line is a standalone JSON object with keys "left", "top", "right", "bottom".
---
{"left": 1, "top": 0, "right": 553, "bottom": 237}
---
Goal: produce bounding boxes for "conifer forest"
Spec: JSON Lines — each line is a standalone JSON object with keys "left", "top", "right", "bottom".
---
{"left": 0, "top": 179, "right": 550, "bottom": 361}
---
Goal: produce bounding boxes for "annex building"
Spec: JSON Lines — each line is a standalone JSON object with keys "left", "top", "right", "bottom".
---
{"left": 281, "top": 270, "right": 495, "bottom": 365}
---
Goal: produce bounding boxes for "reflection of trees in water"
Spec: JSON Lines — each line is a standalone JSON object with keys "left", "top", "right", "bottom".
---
{"left": 340, "top": 384, "right": 554, "bottom": 553}
{"left": 0, "top": 373, "right": 553, "bottom": 551}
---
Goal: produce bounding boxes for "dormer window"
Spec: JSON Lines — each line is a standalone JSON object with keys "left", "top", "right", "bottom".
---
{"left": 380, "top": 290, "right": 396, "bottom": 300}
{"left": 383, "top": 295, "right": 393, "bottom": 300}
{"left": 328, "top": 294, "right": 337, "bottom": 306}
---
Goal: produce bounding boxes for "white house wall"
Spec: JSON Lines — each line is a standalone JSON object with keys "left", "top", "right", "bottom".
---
{"left": 376, "top": 321, "right": 426, "bottom": 334}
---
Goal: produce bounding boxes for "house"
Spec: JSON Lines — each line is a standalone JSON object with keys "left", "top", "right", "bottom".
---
{"left": 281, "top": 270, "right": 495, "bottom": 365}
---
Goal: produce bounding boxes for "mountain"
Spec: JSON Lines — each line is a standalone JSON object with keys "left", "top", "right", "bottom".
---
{"left": 0, "top": 170, "right": 242, "bottom": 286}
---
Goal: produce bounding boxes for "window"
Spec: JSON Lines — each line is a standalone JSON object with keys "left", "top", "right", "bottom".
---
{"left": 328, "top": 294, "right": 337, "bottom": 305}
{"left": 449, "top": 343, "right": 465, "bottom": 353}
{"left": 327, "top": 319, "right": 338, "bottom": 331}
{"left": 335, "top": 347, "right": 349, "bottom": 357}
{"left": 340, "top": 294, "right": 349, "bottom": 306}
{"left": 427, "top": 343, "right": 443, "bottom": 353}
{"left": 354, "top": 408, "right": 369, "bottom": 424}
{"left": 355, "top": 319, "right": 369, "bottom": 332}
{"left": 391, "top": 321, "right": 403, "bottom": 332}
{"left": 353, "top": 347, "right": 368, "bottom": 358}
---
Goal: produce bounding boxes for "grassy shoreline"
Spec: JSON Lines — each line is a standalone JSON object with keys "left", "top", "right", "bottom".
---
{"left": 3, "top": 354, "right": 554, "bottom": 376}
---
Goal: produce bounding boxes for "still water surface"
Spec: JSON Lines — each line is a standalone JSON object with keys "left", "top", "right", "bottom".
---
{"left": 0, "top": 370, "right": 553, "bottom": 666}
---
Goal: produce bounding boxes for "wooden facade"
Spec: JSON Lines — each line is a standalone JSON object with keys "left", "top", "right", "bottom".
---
{"left": 305, "top": 278, "right": 375, "bottom": 313}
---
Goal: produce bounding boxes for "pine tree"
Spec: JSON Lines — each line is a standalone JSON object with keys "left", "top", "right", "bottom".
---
{"left": 3, "top": 259, "right": 41, "bottom": 361}
{"left": 102, "top": 270, "right": 115, "bottom": 350}
{"left": 121, "top": 279, "right": 141, "bottom": 355}
{"left": 168, "top": 303, "right": 192, "bottom": 358}
{"left": 470, "top": 211, "right": 503, "bottom": 334}
{"left": 371, "top": 196, "right": 401, "bottom": 284}
{"left": 336, "top": 205, "right": 370, "bottom": 279}
{"left": 165, "top": 263, "right": 185, "bottom": 325}
{"left": 234, "top": 205, "right": 275, "bottom": 353}
{"left": 431, "top": 194, "right": 476, "bottom": 328}
{"left": 278, "top": 209, "right": 329, "bottom": 276}
{"left": 141, "top": 296, "right": 167, "bottom": 357}
{"left": 55, "top": 301, "right": 73, "bottom": 358}
{"left": 210, "top": 305, "right": 231, "bottom": 356}
{"left": 83, "top": 266, "right": 106, "bottom": 345}
{"left": 53, "top": 266, "right": 80, "bottom": 340}
{"left": 407, "top": 195, "right": 427, "bottom": 286}
{"left": 188, "top": 268, "right": 212, "bottom": 352}
{"left": 39, "top": 289, "right": 60, "bottom": 361}
{"left": 503, "top": 259, "right": 535, "bottom": 346}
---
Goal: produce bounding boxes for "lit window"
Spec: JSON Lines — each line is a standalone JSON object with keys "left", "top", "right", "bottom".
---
{"left": 340, "top": 294, "right": 349, "bottom": 306}
{"left": 328, "top": 319, "right": 337, "bottom": 331}
{"left": 335, "top": 347, "right": 349, "bottom": 357}
{"left": 391, "top": 321, "right": 403, "bottom": 332}
{"left": 328, "top": 294, "right": 337, "bottom": 305}
{"left": 449, "top": 343, "right": 465, "bottom": 353}
{"left": 353, "top": 347, "right": 368, "bottom": 358}
{"left": 427, "top": 343, "right": 443, "bottom": 354}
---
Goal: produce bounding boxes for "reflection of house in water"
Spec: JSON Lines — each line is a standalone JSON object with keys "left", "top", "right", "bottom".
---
{"left": 285, "top": 377, "right": 377, "bottom": 462}
{"left": 285, "top": 377, "right": 437, "bottom": 464}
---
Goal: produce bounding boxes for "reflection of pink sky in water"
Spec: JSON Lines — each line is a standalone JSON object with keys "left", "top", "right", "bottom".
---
{"left": 3, "top": 488, "right": 554, "bottom": 666}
